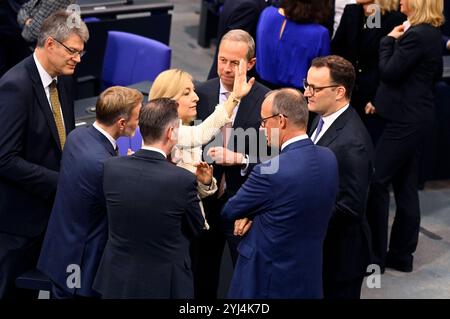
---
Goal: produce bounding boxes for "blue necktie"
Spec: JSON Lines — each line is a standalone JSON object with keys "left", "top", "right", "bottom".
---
{"left": 312, "top": 117, "right": 324, "bottom": 143}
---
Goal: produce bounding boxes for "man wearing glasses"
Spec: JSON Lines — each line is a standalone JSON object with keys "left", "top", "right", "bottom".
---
{"left": 222, "top": 88, "right": 338, "bottom": 298}
{"left": 305, "top": 55, "right": 374, "bottom": 299}
{"left": 0, "top": 10, "right": 88, "bottom": 299}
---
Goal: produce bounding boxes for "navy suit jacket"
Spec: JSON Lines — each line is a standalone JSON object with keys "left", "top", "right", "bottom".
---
{"left": 0, "top": 55, "right": 75, "bottom": 237}
{"left": 222, "top": 139, "right": 339, "bottom": 298}
{"left": 37, "top": 125, "right": 116, "bottom": 297}
{"left": 311, "top": 107, "right": 374, "bottom": 282}
{"left": 93, "top": 149, "right": 205, "bottom": 298}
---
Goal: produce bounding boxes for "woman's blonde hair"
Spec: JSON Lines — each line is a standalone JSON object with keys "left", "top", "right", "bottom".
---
{"left": 407, "top": 0, "right": 444, "bottom": 27}
{"left": 149, "top": 69, "right": 193, "bottom": 100}
{"left": 375, "top": 0, "right": 399, "bottom": 15}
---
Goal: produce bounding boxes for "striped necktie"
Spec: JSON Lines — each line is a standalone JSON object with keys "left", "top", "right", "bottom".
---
{"left": 49, "top": 80, "right": 66, "bottom": 149}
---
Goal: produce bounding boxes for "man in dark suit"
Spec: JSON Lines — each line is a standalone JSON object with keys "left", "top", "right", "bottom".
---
{"left": 223, "top": 88, "right": 338, "bottom": 298}
{"left": 305, "top": 55, "right": 374, "bottom": 299}
{"left": 195, "top": 29, "right": 270, "bottom": 299}
{"left": 93, "top": 98, "right": 205, "bottom": 299}
{"left": 0, "top": 0, "right": 30, "bottom": 77}
{"left": 0, "top": 10, "right": 88, "bottom": 299}
{"left": 207, "top": 0, "right": 269, "bottom": 79}
{"left": 37, "top": 86, "right": 143, "bottom": 298}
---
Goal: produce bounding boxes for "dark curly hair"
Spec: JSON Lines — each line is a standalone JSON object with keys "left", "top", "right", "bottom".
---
{"left": 281, "top": 0, "right": 331, "bottom": 25}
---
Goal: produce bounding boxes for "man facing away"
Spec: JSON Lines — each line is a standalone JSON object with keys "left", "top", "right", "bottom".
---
{"left": 222, "top": 88, "right": 339, "bottom": 298}
{"left": 0, "top": 10, "right": 88, "bottom": 299}
{"left": 37, "top": 86, "right": 143, "bottom": 298}
{"left": 93, "top": 98, "right": 205, "bottom": 299}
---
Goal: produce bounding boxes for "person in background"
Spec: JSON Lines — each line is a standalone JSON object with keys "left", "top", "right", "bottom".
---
{"left": 366, "top": 0, "right": 444, "bottom": 273}
{"left": 331, "top": 0, "right": 405, "bottom": 144}
{"left": 256, "top": 0, "right": 331, "bottom": 89}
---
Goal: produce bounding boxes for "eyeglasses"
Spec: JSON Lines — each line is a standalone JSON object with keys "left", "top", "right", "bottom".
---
{"left": 303, "top": 79, "right": 339, "bottom": 96}
{"left": 260, "top": 113, "right": 287, "bottom": 128}
{"left": 52, "top": 38, "right": 86, "bottom": 58}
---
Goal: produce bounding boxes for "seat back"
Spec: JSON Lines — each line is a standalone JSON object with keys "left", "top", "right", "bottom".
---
{"left": 116, "top": 127, "right": 143, "bottom": 156}
{"left": 101, "top": 31, "right": 171, "bottom": 89}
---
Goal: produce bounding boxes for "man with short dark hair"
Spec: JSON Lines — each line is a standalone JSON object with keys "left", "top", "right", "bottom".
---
{"left": 0, "top": 10, "right": 88, "bottom": 299}
{"left": 305, "top": 55, "right": 374, "bottom": 299}
{"left": 93, "top": 98, "right": 205, "bottom": 299}
{"left": 37, "top": 86, "right": 142, "bottom": 298}
{"left": 222, "top": 88, "right": 338, "bottom": 298}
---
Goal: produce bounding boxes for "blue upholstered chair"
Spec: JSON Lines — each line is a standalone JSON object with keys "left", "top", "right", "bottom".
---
{"left": 102, "top": 31, "right": 171, "bottom": 89}
{"left": 105, "top": 31, "right": 171, "bottom": 155}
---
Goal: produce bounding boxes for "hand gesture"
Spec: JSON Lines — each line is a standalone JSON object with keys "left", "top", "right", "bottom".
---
{"left": 388, "top": 25, "right": 405, "bottom": 39}
{"left": 232, "top": 58, "right": 255, "bottom": 99}
{"left": 195, "top": 161, "right": 213, "bottom": 185}
{"left": 234, "top": 218, "right": 253, "bottom": 236}
{"left": 207, "top": 146, "right": 243, "bottom": 166}
{"left": 364, "top": 101, "right": 376, "bottom": 115}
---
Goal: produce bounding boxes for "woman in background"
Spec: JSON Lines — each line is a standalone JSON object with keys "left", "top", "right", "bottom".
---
{"left": 331, "top": 0, "right": 405, "bottom": 144}
{"left": 366, "top": 0, "right": 444, "bottom": 273}
{"left": 256, "top": 0, "right": 331, "bottom": 89}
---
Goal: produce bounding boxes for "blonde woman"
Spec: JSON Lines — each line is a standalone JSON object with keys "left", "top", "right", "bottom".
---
{"left": 366, "top": 0, "right": 444, "bottom": 273}
{"left": 149, "top": 61, "right": 254, "bottom": 226}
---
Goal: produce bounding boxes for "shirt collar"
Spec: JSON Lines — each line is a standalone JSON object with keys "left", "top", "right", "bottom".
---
{"left": 403, "top": 20, "right": 411, "bottom": 32}
{"left": 219, "top": 79, "right": 230, "bottom": 96}
{"left": 322, "top": 104, "right": 349, "bottom": 126}
{"left": 93, "top": 121, "right": 117, "bottom": 150}
{"left": 33, "top": 52, "right": 56, "bottom": 89}
{"left": 281, "top": 134, "right": 309, "bottom": 151}
{"left": 141, "top": 146, "right": 167, "bottom": 158}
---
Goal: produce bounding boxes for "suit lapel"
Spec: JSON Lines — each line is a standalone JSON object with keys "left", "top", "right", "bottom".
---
{"left": 316, "top": 107, "right": 353, "bottom": 147}
{"left": 28, "top": 58, "right": 62, "bottom": 150}
{"left": 88, "top": 126, "right": 116, "bottom": 156}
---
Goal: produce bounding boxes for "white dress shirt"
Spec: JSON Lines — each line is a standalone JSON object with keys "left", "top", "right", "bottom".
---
{"left": 311, "top": 104, "right": 349, "bottom": 144}
{"left": 93, "top": 121, "right": 117, "bottom": 150}
{"left": 281, "top": 134, "right": 309, "bottom": 151}
{"left": 141, "top": 145, "right": 167, "bottom": 158}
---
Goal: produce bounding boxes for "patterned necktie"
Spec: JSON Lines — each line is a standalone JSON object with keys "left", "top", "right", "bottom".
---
{"left": 312, "top": 117, "right": 324, "bottom": 143}
{"left": 49, "top": 80, "right": 66, "bottom": 149}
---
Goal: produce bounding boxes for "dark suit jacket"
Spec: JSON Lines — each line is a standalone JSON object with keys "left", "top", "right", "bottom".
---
{"left": 37, "top": 126, "right": 116, "bottom": 297}
{"left": 0, "top": 0, "right": 28, "bottom": 35}
{"left": 310, "top": 107, "right": 374, "bottom": 282}
{"left": 93, "top": 149, "right": 205, "bottom": 299}
{"left": 222, "top": 139, "right": 339, "bottom": 298}
{"left": 196, "top": 77, "right": 270, "bottom": 200}
{"left": 331, "top": 4, "right": 405, "bottom": 113}
{"left": 0, "top": 55, "right": 75, "bottom": 237}
{"left": 375, "top": 24, "right": 443, "bottom": 123}
{"left": 207, "top": 0, "right": 269, "bottom": 79}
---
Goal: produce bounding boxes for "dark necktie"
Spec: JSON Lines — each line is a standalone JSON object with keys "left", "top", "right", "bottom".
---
{"left": 312, "top": 117, "right": 324, "bottom": 143}
{"left": 114, "top": 145, "right": 119, "bottom": 156}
